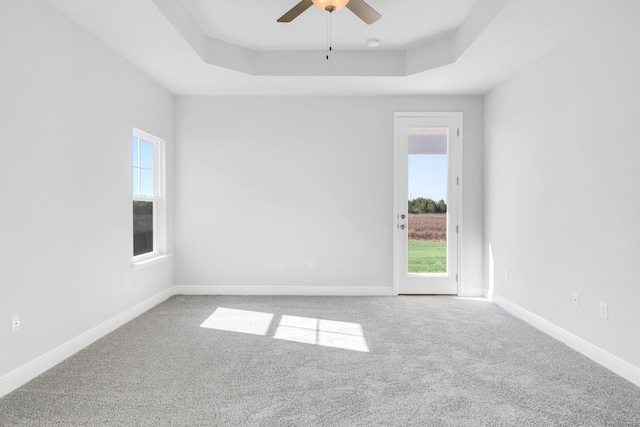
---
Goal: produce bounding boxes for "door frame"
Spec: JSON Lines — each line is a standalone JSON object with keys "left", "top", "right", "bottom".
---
{"left": 393, "top": 112, "right": 464, "bottom": 295}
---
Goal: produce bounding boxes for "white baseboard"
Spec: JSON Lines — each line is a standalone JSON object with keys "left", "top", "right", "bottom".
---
{"left": 172, "top": 285, "right": 395, "bottom": 296}
{"left": 0, "top": 288, "right": 174, "bottom": 399}
{"left": 493, "top": 294, "right": 640, "bottom": 388}
{"left": 1, "top": 284, "right": 392, "bottom": 398}
{"left": 458, "top": 287, "right": 485, "bottom": 298}
{"left": 10, "top": 287, "right": 635, "bottom": 402}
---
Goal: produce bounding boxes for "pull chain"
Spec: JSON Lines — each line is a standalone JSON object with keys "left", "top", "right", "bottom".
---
{"left": 326, "top": 10, "right": 333, "bottom": 60}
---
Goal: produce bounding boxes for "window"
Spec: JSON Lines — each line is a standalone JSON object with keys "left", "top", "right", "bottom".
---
{"left": 132, "top": 129, "right": 165, "bottom": 260}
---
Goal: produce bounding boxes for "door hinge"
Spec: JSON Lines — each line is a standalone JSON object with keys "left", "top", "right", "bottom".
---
{"left": 456, "top": 274, "right": 458, "bottom": 282}
{"left": 457, "top": 128, "right": 460, "bottom": 137}
{"left": 457, "top": 177, "right": 459, "bottom": 185}
{"left": 456, "top": 225, "right": 459, "bottom": 234}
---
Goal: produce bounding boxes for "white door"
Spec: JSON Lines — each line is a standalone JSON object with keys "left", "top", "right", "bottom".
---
{"left": 394, "top": 113, "right": 461, "bottom": 294}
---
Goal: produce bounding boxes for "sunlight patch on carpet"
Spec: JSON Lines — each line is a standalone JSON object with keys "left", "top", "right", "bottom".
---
{"left": 274, "top": 315, "right": 370, "bottom": 353}
{"left": 200, "top": 307, "right": 274, "bottom": 336}
{"left": 200, "top": 308, "right": 370, "bottom": 352}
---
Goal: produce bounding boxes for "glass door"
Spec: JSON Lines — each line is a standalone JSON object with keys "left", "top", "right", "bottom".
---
{"left": 395, "top": 114, "right": 461, "bottom": 294}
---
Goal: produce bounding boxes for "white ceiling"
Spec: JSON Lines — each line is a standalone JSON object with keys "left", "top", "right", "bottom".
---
{"left": 43, "top": 0, "right": 613, "bottom": 96}
{"left": 181, "top": 0, "right": 478, "bottom": 51}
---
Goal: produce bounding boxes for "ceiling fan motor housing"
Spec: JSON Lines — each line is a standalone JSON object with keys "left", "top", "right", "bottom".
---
{"left": 277, "top": 0, "right": 380, "bottom": 25}
{"left": 312, "top": 0, "right": 350, "bottom": 12}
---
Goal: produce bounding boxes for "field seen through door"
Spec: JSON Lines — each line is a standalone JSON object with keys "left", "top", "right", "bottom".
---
{"left": 408, "top": 213, "right": 447, "bottom": 273}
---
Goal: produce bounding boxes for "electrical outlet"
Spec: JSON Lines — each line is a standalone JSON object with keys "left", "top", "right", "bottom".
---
{"left": 504, "top": 268, "right": 509, "bottom": 280}
{"left": 572, "top": 292, "right": 580, "bottom": 307}
{"left": 599, "top": 302, "right": 608, "bottom": 320}
{"left": 11, "top": 315, "right": 20, "bottom": 333}
{"left": 278, "top": 260, "right": 284, "bottom": 269}
{"left": 307, "top": 259, "right": 314, "bottom": 269}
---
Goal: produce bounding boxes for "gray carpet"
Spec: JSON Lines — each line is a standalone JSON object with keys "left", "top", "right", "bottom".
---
{"left": 1, "top": 296, "right": 639, "bottom": 426}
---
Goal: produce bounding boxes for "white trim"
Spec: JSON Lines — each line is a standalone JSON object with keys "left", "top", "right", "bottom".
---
{"left": 3, "top": 287, "right": 638, "bottom": 400}
{"left": 483, "top": 288, "right": 494, "bottom": 301}
{"left": 172, "top": 285, "right": 394, "bottom": 296}
{"left": 456, "top": 122, "right": 464, "bottom": 295}
{"left": 493, "top": 294, "right": 640, "bottom": 388}
{"left": 392, "top": 114, "right": 400, "bottom": 295}
{"left": 0, "top": 284, "right": 388, "bottom": 398}
{"left": 0, "top": 288, "right": 174, "bottom": 399}
{"left": 132, "top": 253, "right": 173, "bottom": 270}
{"left": 457, "top": 287, "right": 484, "bottom": 298}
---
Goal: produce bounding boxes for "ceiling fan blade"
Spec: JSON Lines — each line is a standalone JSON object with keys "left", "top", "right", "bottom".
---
{"left": 277, "top": 0, "right": 314, "bottom": 22}
{"left": 346, "top": 0, "right": 381, "bottom": 24}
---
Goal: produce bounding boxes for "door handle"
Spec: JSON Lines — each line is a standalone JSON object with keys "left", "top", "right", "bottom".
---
{"left": 400, "top": 224, "right": 405, "bottom": 230}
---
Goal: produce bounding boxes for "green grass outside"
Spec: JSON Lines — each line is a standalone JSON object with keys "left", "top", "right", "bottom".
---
{"left": 408, "top": 241, "right": 447, "bottom": 273}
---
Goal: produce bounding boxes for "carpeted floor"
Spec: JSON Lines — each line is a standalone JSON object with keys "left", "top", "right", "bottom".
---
{"left": 1, "top": 296, "right": 639, "bottom": 426}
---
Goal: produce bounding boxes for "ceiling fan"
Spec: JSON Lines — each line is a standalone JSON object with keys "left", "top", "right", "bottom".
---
{"left": 277, "top": 0, "right": 381, "bottom": 25}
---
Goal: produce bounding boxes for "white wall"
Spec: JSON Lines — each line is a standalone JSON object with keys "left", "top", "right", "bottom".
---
{"left": 0, "top": 0, "right": 174, "bottom": 384}
{"left": 174, "top": 96, "right": 483, "bottom": 295}
{"left": 484, "top": 0, "right": 640, "bottom": 369}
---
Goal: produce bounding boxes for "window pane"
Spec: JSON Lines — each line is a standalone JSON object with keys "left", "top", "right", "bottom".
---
{"left": 133, "top": 201, "right": 154, "bottom": 256}
{"left": 140, "top": 169, "right": 154, "bottom": 196}
{"left": 132, "top": 168, "right": 139, "bottom": 195}
{"left": 407, "top": 128, "right": 448, "bottom": 274}
{"left": 132, "top": 137, "right": 139, "bottom": 166}
{"left": 140, "top": 140, "right": 154, "bottom": 169}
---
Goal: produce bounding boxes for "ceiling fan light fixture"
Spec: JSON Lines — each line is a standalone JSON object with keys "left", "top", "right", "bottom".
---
{"left": 312, "top": 0, "right": 350, "bottom": 12}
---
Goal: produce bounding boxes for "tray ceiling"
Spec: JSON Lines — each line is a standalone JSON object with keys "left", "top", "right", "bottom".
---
{"left": 42, "top": 0, "right": 613, "bottom": 95}
{"left": 181, "top": 0, "right": 479, "bottom": 51}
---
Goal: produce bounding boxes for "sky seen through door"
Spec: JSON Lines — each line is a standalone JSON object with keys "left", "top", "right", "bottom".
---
{"left": 407, "top": 127, "right": 448, "bottom": 202}
{"left": 408, "top": 154, "right": 447, "bottom": 202}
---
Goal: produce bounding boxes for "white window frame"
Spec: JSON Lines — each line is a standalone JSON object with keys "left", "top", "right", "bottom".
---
{"left": 132, "top": 128, "right": 167, "bottom": 266}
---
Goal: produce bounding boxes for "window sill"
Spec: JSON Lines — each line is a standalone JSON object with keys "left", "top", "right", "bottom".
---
{"left": 132, "top": 254, "right": 172, "bottom": 271}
